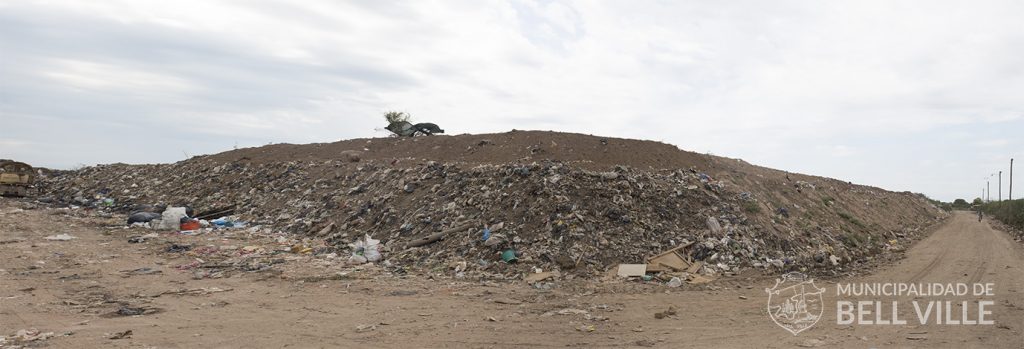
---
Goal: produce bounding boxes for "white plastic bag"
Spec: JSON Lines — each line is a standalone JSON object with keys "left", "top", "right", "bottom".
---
{"left": 348, "top": 234, "right": 382, "bottom": 263}
{"left": 155, "top": 207, "right": 188, "bottom": 230}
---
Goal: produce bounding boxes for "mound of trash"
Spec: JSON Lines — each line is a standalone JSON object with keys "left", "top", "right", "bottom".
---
{"left": 38, "top": 131, "right": 947, "bottom": 280}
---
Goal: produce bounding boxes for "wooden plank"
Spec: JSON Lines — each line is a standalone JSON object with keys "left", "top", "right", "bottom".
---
{"left": 645, "top": 242, "right": 694, "bottom": 261}
{"left": 403, "top": 221, "right": 475, "bottom": 248}
{"left": 616, "top": 264, "right": 647, "bottom": 277}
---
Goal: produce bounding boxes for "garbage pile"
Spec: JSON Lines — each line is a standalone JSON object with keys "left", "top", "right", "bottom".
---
{"left": 37, "top": 133, "right": 947, "bottom": 280}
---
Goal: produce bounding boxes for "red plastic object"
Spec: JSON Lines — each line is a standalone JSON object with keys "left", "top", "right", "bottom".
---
{"left": 180, "top": 220, "right": 201, "bottom": 231}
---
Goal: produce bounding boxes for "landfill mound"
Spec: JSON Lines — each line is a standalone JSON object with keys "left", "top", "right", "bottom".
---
{"left": 39, "top": 130, "right": 947, "bottom": 279}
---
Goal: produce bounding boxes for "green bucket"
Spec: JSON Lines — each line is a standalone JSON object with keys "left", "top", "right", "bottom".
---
{"left": 501, "top": 249, "right": 518, "bottom": 263}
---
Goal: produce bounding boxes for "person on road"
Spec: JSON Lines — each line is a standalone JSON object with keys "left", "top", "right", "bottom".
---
{"left": 978, "top": 209, "right": 983, "bottom": 222}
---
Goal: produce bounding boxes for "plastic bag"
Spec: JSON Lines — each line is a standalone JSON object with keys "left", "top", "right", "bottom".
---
{"left": 348, "top": 234, "right": 382, "bottom": 263}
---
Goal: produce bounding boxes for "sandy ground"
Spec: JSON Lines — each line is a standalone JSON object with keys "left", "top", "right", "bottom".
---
{"left": 1, "top": 201, "right": 1021, "bottom": 348}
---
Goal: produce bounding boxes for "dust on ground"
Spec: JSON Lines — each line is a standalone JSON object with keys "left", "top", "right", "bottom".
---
{"left": 2, "top": 200, "right": 1021, "bottom": 348}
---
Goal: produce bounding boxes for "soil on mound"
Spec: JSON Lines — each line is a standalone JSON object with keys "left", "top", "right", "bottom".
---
{"left": 38, "top": 131, "right": 948, "bottom": 280}
{"left": 206, "top": 130, "right": 714, "bottom": 171}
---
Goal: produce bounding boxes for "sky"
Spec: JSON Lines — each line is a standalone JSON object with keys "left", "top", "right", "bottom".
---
{"left": 1, "top": 0, "right": 1021, "bottom": 202}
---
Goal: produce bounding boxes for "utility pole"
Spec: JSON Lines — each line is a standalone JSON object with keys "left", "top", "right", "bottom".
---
{"left": 987, "top": 180, "right": 990, "bottom": 202}
{"left": 1011, "top": 158, "right": 1014, "bottom": 200}
{"left": 998, "top": 171, "right": 1002, "bottom": 201}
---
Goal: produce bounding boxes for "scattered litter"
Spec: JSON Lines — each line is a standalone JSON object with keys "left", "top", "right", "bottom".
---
{"left": 575, "top": 324, "right": 596, "bottom": 332}
{"left": 116, "top": 306, "right": 146, "bottom": 316}
{"left": 645, "top": 243, "right": 700, "bottom": 273}
{"left": 542, "top": 308, "right": 589, "bottom": 317}
{"left": 492, "top": 298, "right": 523, "bottom": 305}
{"left": 152, "top": 287, "right": 233, "bottom": 297}
{"left": 166, "top": 244, "right": 192, "bottom": 253}
{"left": 127, "top": 211, "right": 161, "bottom": 225}
{"left": 155, "top": 207, "right": 188, "bottom": 230}
{"left": 501, "top": 249, "right": 518, "bottom": 263}
{"left": 44, "top": 233, "right": 75, "bottom": 241}
{"left": 524, "top": 271, "right": 557, "bottom": 283}
{"left": 654, "top": 306, "right": 677, "bottom": 319}
{"left": 121, "top": 267, "right": 161, "bottom": 276}
{"left": 10, "top": 328, "right": 55, "bottom": 343}
{"left": 37, "top": 132, "right": 947, "bottom": 280}
{"left": 348, "top": 234, "right": 381, "bottom": 264}
{"left": 108, "top": 330, "right": 133, "bottom": 340}
{"left": 797, "top": 338, "right": 826, "bottom": 347}
{"left": 905, "top": 331, "right": 928, "bottom": 341}
{"left": 110, "top": 305, "right": 161, "bottom": 317}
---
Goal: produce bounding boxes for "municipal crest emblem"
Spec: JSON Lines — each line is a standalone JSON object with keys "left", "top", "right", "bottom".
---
{"left": 765, "top": 272, "right": 825, "bottom": 335}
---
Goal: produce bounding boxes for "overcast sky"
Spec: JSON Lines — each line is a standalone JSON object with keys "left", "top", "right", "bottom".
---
{"left": 1, "top": 1, "right": 1021, "bottom": 201}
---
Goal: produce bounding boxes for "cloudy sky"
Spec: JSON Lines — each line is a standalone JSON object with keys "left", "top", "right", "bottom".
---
{"left": 1, "top": 0, "right": 1021, "bottom": 201}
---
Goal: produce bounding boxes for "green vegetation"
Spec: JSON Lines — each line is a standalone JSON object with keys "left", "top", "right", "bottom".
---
{"left": 821, "top": 196, "right": 834, "bottom": 207}
{"left": 838, "top": 211, "right": 867, "bottom": 229}
{"left": 842, "top": 231, "right": 869, "bottom": 247}
{"left": 742, "top": 201, "right": 761, "bottom": 213}
{"left": 951, "top": 198, "right": 970, "bottom": 209}
{"left": 981, "top": 199, "right": 1024, "bottom": 230}
{"left": 384, "top": 111, "right": 411, "bottom": 124}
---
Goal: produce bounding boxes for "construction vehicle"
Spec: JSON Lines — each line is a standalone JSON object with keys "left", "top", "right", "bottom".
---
{"left": 0, "top": 161, "right": 35, "bottom": 197}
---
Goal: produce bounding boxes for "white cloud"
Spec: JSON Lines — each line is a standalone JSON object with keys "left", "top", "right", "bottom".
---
{"left": 1, "top": 0, "right": 1021, "bottom": 200}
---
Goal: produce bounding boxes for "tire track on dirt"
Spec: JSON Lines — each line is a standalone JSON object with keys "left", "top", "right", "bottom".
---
{"left": 968, "top": 260, "right": 988, "bottom": 285}
{"left": 907, "top": 249, "right": 948, "bottom": 283}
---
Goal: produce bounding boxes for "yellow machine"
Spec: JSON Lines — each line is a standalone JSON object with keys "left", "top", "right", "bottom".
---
{"left": 0, "top": 161, "right": 34, "bottom": 197}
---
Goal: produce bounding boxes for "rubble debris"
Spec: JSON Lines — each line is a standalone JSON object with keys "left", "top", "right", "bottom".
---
{"left": 645, "top": 243, "right": 695, "bottom": 273}
{"left": 575, "top": 324, "right": 596, "bottom": 332}
{"left": 653, "top": 306, "right": 677, "bottom": 319}
{"left": 404, "top": 222, "right": 474, "bottom": 248}
{"left": 37, "top": 131, "right": 948, "bottom": 279}
{"left": 542, "top": 308, "right": 589, "bottom": 316}
{"left": 108, "top": 330, "right": 133, "bottom": 340}
{"left": 121, "top": 267, "right": 161, "bottom": 276}
{"left": 166, "top": 244, "right": 192, "bottom": 253}
{"left": 492, "top": 298, "right": 523, "bottom": 305}
{"left": 111, "top": 305, "right": 161, "bottom": 317}
{"left": 193, "top": 206, "right": 236, "bottom": 220}
{"left": 153, "top": 287, "right": 233, "bottom": 297}
{"left": 524, "top": 271, "right": 557, "bottom": 283}
{"left": 9, "top": 328, "right": 55, "bottom": 343}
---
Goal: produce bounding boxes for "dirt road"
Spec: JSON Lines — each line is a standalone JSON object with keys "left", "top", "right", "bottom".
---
{"left": 1, "top": 204, "right": 1021, "bottom": 348}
